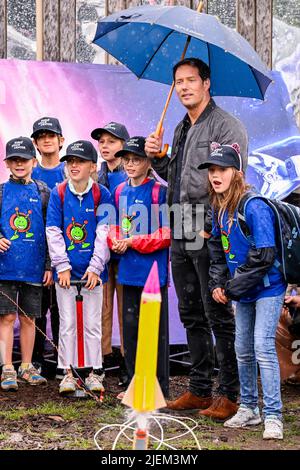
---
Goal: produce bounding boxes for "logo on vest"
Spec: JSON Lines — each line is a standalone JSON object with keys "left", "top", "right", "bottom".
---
{"left": 221, "top": 230, "right": 235, "bottom": 260}
{"left": 9, "top": 207, "right": 34, "bottom": 241}
{"left": 66, "top": 217, "right": 90, "bottom": 251}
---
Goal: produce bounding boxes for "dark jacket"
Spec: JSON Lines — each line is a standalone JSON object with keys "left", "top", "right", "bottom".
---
{"left": 208, "top": 232, "right": 277, "bottom": 301}
{"left": 152, "top": 99, "right": 248, "bottom": 237}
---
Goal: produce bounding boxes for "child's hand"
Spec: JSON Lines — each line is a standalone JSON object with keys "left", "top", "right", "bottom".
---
{"left": 212, "top": 287, "right": 228, "bottom": 304}
{"left": 43, "top": 270, "right": 53, "bottom": 286}
{"left": 284, "top": 295, "right": 300, "bottom": 308}
{"left": 0, "top": 237, "right": 11, "bottom": 253}
{"left": 58, "top": 269, "right": 71, "bottom": 289}
{"left": 111, "top": 237, "right": 132, "bottom": 254}
{"left": 82, "top": 270, "right": 101, "bottom": 290}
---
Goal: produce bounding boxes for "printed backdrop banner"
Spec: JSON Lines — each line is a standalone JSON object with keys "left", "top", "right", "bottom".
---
{"left": 0, "top": 59, "right": 300, "bottom": 344}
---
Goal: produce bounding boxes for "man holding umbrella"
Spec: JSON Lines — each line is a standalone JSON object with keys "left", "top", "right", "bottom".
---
{"left": 145, "top": 58, "right": 248, "bottom": 419}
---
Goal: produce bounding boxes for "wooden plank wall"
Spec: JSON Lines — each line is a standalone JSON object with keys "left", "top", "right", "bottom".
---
{"left": 237, "top": 0, "right": 272, "bottom": 68}
{"left": 0, "top": 0, "right": 6, "bottom": 59}
{"left": 0, "top": 0, "right": 273, "bottom": 66}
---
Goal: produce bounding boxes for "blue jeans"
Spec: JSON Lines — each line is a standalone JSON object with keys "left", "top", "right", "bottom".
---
{"left": 235, "top": 293, "right": 285, "bottom": 419}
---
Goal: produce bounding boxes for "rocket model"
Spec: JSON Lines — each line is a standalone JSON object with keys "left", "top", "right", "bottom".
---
{"left": 122, "top": 261, "right": 166, "bottom": 412}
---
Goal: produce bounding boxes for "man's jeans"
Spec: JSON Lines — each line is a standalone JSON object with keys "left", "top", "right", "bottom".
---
{"left": 235, "top": 293, "right": 285, "bottom": 419}
{"left": 171, "top": 239, "right": 239, "bottom": 401}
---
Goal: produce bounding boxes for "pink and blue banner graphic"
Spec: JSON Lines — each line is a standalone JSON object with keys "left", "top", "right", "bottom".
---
{"left": 0, "top": 58, "right": 300, "bottom": 343}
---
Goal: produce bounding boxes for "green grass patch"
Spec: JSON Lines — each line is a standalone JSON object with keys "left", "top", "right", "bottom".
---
{"left": 43, "top": 430, "right": 61, "bottom": 440}
{"left": 0, "top": 400, "right": 100, "bottom": 421}
{"left": 65, "top": 437, "right": 94, "bottom": 450}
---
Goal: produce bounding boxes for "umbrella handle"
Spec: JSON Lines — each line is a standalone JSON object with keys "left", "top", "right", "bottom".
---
{"left": 155, "top": 143, "right": 169, "bottom": 158}
{"left": 153, "top": 82, "right": 175, "bottom": 159}
{"left": 153, "top": 2, "right": 204, "bottom": 159}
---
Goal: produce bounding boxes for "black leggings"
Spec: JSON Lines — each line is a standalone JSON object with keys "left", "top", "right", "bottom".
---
{"left": 122, "top": 284, "right": 169, "bottom": 397}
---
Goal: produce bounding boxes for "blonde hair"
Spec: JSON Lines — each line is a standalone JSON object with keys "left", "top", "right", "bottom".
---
{"left": 209, "top": 168, "right": 251, "bottom": 228}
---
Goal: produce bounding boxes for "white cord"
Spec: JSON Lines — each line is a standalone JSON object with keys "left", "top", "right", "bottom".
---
{"left": 94, "top": 412, "right": 201, "bottom": 450}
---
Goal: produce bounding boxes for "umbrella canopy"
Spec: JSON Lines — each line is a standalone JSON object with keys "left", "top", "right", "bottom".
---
{"left": 93, "top": 5, "right": 272, "bottom": 100}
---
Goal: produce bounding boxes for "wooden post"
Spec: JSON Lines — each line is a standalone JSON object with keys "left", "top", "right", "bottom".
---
{"left": 0, "top": 0, "right": 6, "bottom": 59}
{"left": 256, "top": 0, "right": 272, "bottom": 68}
{"left": 36, "top": 0, "right": 44, "bottom": 60}
{"left": 60, "top": 0, "right": 76, "bottom": 62}
{"left": 237, "top": 0, "right": 273, "bottom": 68}
{"left": 43, "top": 0, "right": 60, "bottom": 61}
{"left": 237, "top": 0, "right": 256, "bottom": 49}
{"left": 106, "top": 0, "right": 127, "bottom": 64}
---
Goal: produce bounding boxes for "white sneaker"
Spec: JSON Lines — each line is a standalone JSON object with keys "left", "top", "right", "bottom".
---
{"left": 263, "top": 418, "right": 283, "bottom": 440}
{"left": 85, "top": 372, "right": 105, "bottom": 392}
{"left": 224, "top": 405, "right": 262, "bottom": 428}
{"left": 59, "top": 374, "right": 77, "bottom": 394}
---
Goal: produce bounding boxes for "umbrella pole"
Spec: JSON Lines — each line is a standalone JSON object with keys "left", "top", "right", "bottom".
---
{"left": 155, "top": 1, "right": 204, "bottom": 158}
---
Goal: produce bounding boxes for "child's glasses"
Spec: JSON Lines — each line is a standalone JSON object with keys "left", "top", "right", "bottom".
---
{"left": 121, "top": 156, "right": 145, "bottom": 166}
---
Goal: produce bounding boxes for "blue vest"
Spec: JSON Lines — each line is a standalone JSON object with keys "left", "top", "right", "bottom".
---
{"left": 0, "top": 181, "right": 46, "bottom": 283}
{"left": 48, "top": 185, "right": 109, "bottom": 282}
{"left": 219, "top": 209, "right": 285, "bottom": 302}
{"left": 116, "top": 179, "right": 169, "bottom": 287}
{"left": 98, "top": 162, "right": 127, "bottom": 193}
{"left": 32, "top": 162, "right": 65, "bottom": 189}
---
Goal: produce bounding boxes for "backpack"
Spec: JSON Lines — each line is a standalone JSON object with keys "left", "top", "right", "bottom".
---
{"left": 57, "top": 180, "right": 101, "bottom": 215}
{"left": 114, "top": 180, "right": 161, "bottom": 223}
{"left": 0, "top": 179, "right": 49, "bottom": 221}
{"left": 238, "top": 192, "right": 300, "bottom": 284}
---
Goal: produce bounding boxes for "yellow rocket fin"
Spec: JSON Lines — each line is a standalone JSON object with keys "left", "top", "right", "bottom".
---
{"left": 121, "top": 376, "right": 135, "bottom": 408}
{"left": 122, "top": 376, "right": 167, "bottom": 411}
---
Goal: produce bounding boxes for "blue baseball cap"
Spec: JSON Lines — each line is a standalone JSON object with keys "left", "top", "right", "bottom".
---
{"left": 115, "top": 136, "right": 147, "bottom": 159}
{"left": 198, "top": 144, "right": 243, "bottom": 171}
{"left": 91, "top": 122, "right": 130, "bottom": 141}
{"left": 31, "top": 117, "right": 63, "bottom": 138}
{"left": 5, "top": 137, "right": 36, "bottom": 160}
{"left": 61, "top": 140, "right": 98, "bottom": 163}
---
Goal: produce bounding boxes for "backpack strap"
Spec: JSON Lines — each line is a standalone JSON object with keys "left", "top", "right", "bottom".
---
{"left": 58, "top": 180, "right": 101, "bottom": 215}
{"left": 0, "top": 183, "right": 4, "bottom": 238}
{"left": 57, "top": 180, "right": 68, "bottom": 206}
{"left": 33, "top": 179, "right": 50, "bottom": 221}
{"left": 151, "top": 181, "right": 161, "bottom": 226}
{"left": 151, "top": 181, "right": 161, "bottom": 205}
{"left": 92, "top": 182, "right": 101, "bottom": 215}
{"left": 115, "top": 181, "right": 127, "bottom": 209}
{"left": 0, "top": 183, "right": 3, "bottom": 211}
{"left": 238, "top": 191, "right": 275, "bottom": 288}
{"left": 237, "top": 191, "right": 261, "bottom": 237}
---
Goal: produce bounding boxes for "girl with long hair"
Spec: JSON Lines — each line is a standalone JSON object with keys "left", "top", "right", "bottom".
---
{"left": 199, "top": 144, "right": 286, "bottom": 440}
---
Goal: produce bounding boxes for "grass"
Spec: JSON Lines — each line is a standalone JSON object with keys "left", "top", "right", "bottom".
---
{"left": 0, "top": 382, "right": 298, "bottom": 450}
{"left": 284, "top": 402, "right": 300, "bottom": 411}
{"left": 96, "top": 404, "right": 126, "bottom": 424}
{"left": 0, "top": 400, "right": 100, "bottom": 421}
{"left": 43, "top": 430, "right": 61, "bottom": 440}
{"left": 65, "top": 437, "right": 95, "bottom": 450}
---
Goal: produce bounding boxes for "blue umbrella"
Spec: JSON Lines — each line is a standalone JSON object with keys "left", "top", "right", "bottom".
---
{"left": 93, "top": 4, "right": 272, "bottom": 100}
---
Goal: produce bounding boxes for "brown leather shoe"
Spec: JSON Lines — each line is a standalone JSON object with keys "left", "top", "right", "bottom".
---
{"left": 166, "top": 391, "right": 213, "bottom": 412}
{"left": 198, "top": 396, "right": 238, "bottom": 420}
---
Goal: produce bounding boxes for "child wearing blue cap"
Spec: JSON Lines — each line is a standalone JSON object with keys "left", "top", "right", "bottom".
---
{"left": 91, "top": 122, "right": 129, "bottom": 386}
{"left": 200, "top": 143, "right": 286, "bottom": 440}
{"left": 108, "top": 136, "right": 171, "bottom": 398}
{"left": 31, "top": 116, "right": 66, "bottom": 372}
{"left": 0, "top": 137, "right": 51, "bottom": 391}
{"left": 32, "top": 116, "right": 66, "bottom": 189}
{"left": 46, "top": 140, "right": 112, "bottom": 394}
